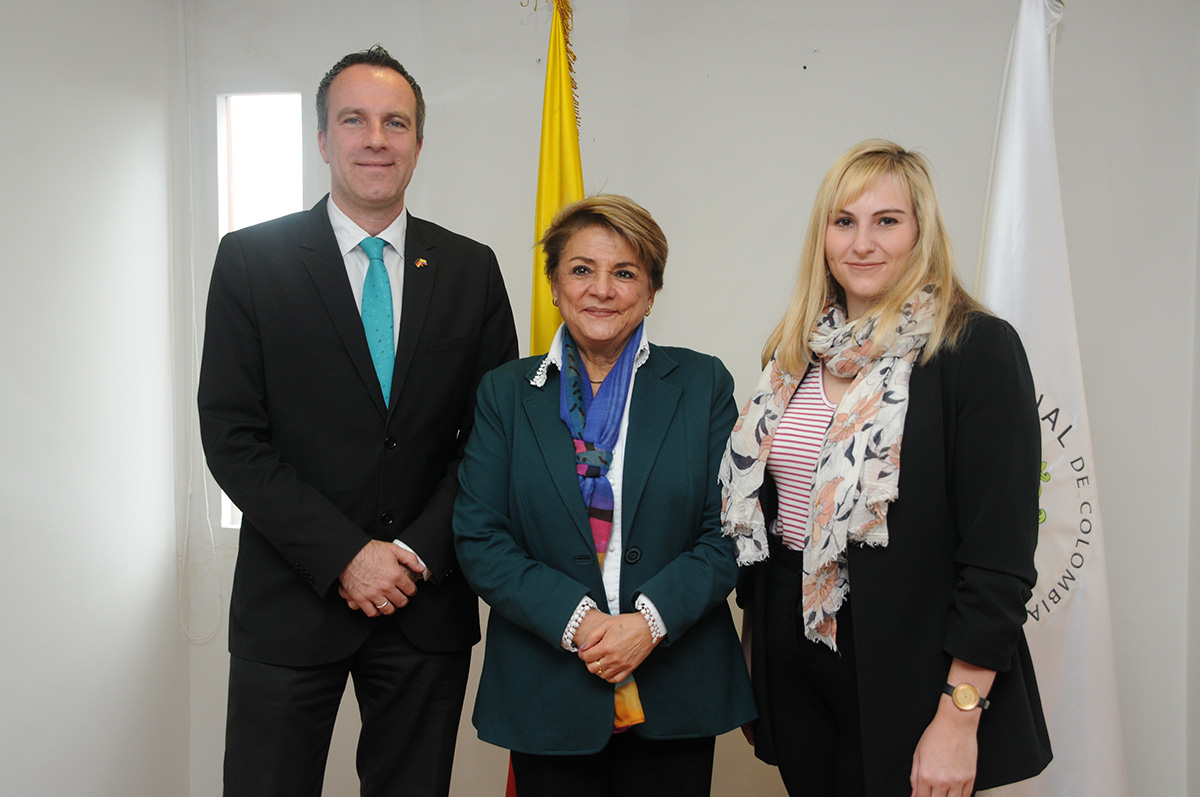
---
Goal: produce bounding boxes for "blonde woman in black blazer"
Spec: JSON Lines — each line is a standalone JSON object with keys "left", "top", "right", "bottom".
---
{"left": 722, "top": 141, "right": 1051, "bottom": 796}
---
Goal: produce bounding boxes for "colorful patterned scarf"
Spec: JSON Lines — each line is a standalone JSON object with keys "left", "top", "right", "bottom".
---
{"left": 720, "top": 284, "right": 937, "bottom": 649}
{"left": 559, "top": 324, "right": 646, "bottom": 727}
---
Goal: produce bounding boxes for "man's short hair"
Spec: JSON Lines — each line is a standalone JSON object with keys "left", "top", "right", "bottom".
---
{"left": 316, "top": 45, "right": 425, "bottom": 142}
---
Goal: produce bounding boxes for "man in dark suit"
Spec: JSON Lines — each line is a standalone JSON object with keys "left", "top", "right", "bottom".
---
{"left": 198, "top": 45, "right": 518, "bottom": 796}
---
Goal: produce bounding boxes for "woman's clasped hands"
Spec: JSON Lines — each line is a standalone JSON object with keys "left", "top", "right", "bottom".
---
{"left": 574, "top": 608, "right": 659, "bottom": 684}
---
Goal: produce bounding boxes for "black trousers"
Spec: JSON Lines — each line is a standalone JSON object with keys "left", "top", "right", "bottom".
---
{"left": 223, "top": 619, "right": 470, "bottom": 797}
{"left": 763, "top": 542, "right": 867, "bottom": 797}
{"left": 510, "top": 732, "right": 716, "bottom": 797}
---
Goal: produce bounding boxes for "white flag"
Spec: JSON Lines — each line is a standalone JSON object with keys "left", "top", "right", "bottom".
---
{"left": 976, "top": 1, "right": 1129, "bottom": 795}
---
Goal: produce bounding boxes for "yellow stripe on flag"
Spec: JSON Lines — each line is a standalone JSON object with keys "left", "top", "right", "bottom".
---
{"left": 530, "top": 0, "right": 584, "bottom": 355}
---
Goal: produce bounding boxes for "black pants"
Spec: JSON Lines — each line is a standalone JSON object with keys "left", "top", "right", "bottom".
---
{"left": 763, "top": 542, "right": 867, "bottom": 797}
{"left": 510, "top": 732, "right": 716, "bottom": 797}
{"left": 223, "top": 620, "right": 470, "bottom": 797}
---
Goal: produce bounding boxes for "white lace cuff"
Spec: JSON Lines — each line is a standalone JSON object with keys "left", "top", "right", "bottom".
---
{"left": 635, "top": 594, "right": 666, "bottom": 644}
{"left": 562, "top": 596, "right": 599, "bottom": 652}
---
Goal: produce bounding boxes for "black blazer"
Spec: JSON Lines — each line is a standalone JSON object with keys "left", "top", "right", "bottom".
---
{"left": 740, "top": 314, "right": 1052, "bottom": 794}
{"left": 199, "top": 197, "right": 518, "bottom": 666}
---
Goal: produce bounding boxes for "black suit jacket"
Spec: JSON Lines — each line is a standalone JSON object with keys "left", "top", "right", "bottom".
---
{"left": 740, "top": 314, "right": 1052, "bottom": 793}
{"left": 199, "top": 197, "right": 518, "bottom": 666}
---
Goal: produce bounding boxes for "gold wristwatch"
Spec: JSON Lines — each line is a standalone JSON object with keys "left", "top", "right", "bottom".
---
{"left": 944, "top": 683, "right": 990, "bottom": 711}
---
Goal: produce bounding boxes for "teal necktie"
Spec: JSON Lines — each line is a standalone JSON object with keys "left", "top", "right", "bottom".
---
{"left": 359, "top": 237, "right": 394, "bottom": 407}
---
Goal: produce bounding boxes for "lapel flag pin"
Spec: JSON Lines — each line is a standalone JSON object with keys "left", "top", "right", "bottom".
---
{"left": 415, "top": 258, "right": 427, "bottom": 268}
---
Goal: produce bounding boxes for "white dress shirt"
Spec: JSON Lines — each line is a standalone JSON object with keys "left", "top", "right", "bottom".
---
{"left": 326, "top": 199, "right": 406, "bottom": 349}
{"left": 326, "top": 201, "right": 428, "bottom": 577}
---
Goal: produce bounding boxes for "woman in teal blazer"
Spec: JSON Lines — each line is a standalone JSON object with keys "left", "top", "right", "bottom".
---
{"left": 454, "top": 196, "right": 755, "bottom": 796}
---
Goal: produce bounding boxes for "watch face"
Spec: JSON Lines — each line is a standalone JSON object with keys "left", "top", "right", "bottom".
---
{"left": 951, "top": 683, "right": 981, "bottom": 710}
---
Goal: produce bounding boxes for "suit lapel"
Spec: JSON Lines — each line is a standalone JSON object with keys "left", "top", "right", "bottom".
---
{"left": 391, "top": 215, "right": 437, "bottom": 413}
{"left": 299, "top": 198, "right": 387, "bottom": 417}
{"left": 621, "top": 346, "right": 681, "bottom": 545}
{"left": 522, "top": 365, "right": 594, "bottom": 551}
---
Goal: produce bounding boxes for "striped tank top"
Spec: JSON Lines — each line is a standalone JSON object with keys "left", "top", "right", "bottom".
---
{"left": 765, "top": 365, "right": 836, "bottom": 551}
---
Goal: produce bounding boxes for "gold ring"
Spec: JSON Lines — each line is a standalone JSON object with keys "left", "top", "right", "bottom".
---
{"left": 596, "top": 666, "right": 604, "bottom": 676}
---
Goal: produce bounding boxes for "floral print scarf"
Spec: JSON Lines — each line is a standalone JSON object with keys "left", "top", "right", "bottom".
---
{"left": 559, "top": 324, "right": 641, "bottom": 563}
{"left": 720, "top": 284, "right": 937, "bottom": 649}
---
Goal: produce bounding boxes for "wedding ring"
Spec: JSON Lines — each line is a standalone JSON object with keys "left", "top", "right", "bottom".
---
{"left": 375, "top": 600, "right": 390, "bottom": 609}
{"left": 596, "top": 666, "right": 605, "bottom": 676}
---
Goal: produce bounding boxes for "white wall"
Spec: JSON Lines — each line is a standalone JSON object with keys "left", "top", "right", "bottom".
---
{"left": 0, "top": 1, "right": 1195, "bottom": 795}
{"left": 0, "top": 0, "right": 188, "bottom": 794}
{"left": 1192, "top": 184, "right": 1200, "bottom": 796}
{"left": 1054, "top": 4, "right": 1200, "bottom": 791}
{"left": 1190, "top": 11, "right": 1200, "bottom": 790}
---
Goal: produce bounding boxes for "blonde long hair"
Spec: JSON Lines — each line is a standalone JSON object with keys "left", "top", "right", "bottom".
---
{"left": 763, "top": 139, "right": 984, "bottom": 372}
